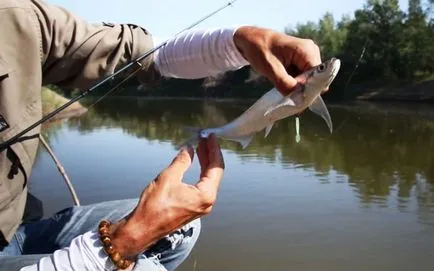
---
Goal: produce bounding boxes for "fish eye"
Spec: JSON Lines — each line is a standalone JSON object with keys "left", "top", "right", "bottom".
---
{"left": 317, "top": 63, "right": 326, "bottom": 72}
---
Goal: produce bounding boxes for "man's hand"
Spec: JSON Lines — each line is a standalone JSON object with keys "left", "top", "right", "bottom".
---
{"left": 233, "top": 26, "right": 322, "bottom": 95}
{"left": 110, "top": 134, "right": 224, "bottom": 260}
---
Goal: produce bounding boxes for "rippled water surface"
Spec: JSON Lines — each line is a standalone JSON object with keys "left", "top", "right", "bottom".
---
{"left": 29, "top": 98, "right": 434, "bottom": 270}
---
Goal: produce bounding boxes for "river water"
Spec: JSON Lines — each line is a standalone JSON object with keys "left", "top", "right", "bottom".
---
{"left": 29, "top": 97, "right": 434, "bottom": 270}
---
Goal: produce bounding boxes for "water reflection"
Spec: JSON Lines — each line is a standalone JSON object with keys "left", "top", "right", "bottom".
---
{"left": 42, "top": 97, "right": 434, "bottom": 226}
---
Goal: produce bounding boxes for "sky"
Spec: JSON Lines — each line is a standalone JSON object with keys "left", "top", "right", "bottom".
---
{"left": 47, "top": 0, "right": 409, "bottom": 40}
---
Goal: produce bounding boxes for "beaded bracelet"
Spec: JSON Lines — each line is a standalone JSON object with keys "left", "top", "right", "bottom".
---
{"left": 98, "top": 220, "right": 133, "bottom": 270}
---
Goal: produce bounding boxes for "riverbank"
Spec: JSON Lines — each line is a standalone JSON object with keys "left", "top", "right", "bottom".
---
{"left": 44, "top": 76, "right": 434, "bottom": 108}
{"left": 355, "top": 78, "right": 434, "bottom": 102}
{"left": 113, "top": 75, "right": 434, "bottom": 103}
{"left": 41, "top": 87, "right": 87, "bottom": 120}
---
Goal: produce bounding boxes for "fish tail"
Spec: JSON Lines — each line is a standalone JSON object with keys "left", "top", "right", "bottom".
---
{"left": 176, "top": 126, "right": 202, "bottom": 150}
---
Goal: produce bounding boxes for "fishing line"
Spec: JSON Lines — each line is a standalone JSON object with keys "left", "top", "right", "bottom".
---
{"left": 0, "top": 0, "right": 239, "bottom": 152}
{"left": 332, "top": 114, "right": 350, "bottom": 134}
{"left": 343, "top": 37, "right": 369, "bottom": 93}
{"left": 85, "top": 62, "right": 144, "bottom": 109}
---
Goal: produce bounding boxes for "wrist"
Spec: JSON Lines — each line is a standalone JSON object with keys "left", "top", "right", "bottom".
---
{"left": 227, "top": 25, "right": 251, "bottom": 66}
{"left": 110, "top": 218, "right": 156, "bottom": 259}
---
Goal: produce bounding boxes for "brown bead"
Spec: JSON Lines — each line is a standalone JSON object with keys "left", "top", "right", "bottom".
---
{"left": 100, "top": 232, "right": 110, "bottom": 240}
{"left": 99, "top": 223, "right": 106, "bottom": 228}
{"left": 99, "top": 222, "right": 107, "bottom": 227}
{"left": 105, "top": 245, "right": 115, "bottom": 255}
{"left": 99, "top": 220, "right": 110, "bottom": 227}
{"left": 119, "top": 260, "right": 131, "bottom": 269}
{"left": 101, "top": 236, "right": 111, "bottom": 246}
{"left": 108, "top": 249, "right": 117, "bottom": 257}
{"left": 111, "top": 252, "right": 121, "bottom": 263}
{"left": 99, "top": 224, "right": 109, "bottom": 231}
{"left": 117, "top": 259, "right": 125, "bottom": 267}
{"left": 98, "top": 226, "right": 110, "bottom": 235}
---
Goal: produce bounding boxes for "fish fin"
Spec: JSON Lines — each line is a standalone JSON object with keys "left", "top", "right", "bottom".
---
{"left": 264, "top": 97, "right": 297, "bottom": 120}
{"left": 264, "top": 123, "right": 274, "bottom": 138}
{"left": 232, "top": 134, "right": 254, "bottom": 149}
{"left": 308, "top": 96, "right": 333, "bottom": 133}
{"left": 177, "top": 126, "right": 201, "bottom": 149}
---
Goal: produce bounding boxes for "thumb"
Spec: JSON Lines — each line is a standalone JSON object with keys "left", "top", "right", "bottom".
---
{"left": 266, "top": 54, "right": 298, "bottom": 95}
{"left": 162, "top": 146, "right": 194, "bottom": 182}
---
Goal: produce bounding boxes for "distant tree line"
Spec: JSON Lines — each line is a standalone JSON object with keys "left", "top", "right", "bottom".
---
{"left": 285, "top": 0, "right": 434, "bottom": 100}
{"left": 54, "top": 0, "right": 434, "bottom": 101}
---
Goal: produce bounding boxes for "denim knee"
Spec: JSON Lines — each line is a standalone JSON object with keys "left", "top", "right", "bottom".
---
{"left": 135, "top": 218, "right": 201, "bottom": 271}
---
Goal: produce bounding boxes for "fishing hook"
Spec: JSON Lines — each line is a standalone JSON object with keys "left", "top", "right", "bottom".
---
{"left": 0, "top": 0, "right": 239, "bottom": 153}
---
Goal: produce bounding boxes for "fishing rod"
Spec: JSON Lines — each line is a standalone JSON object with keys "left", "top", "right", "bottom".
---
{"left": 0, "top": 0, "right": 238, "bottom": 152}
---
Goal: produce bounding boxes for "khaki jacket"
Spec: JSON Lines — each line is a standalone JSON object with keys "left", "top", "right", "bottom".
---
{"left": 0, "top": 0, "right": 158, "bottom": 248}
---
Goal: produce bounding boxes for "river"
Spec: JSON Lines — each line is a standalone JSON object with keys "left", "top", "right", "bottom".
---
{"left": 29, "top": 97, "right": 434, "bottom": 271}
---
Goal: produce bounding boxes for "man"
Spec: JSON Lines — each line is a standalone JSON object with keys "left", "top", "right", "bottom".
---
{"left": 0, "top": 0, "right": 323, "bottom": 270}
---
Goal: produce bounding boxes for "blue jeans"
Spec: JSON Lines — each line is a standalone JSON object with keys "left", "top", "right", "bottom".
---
{"left": 0, "top": 198, "right": 201, "bottom": 270}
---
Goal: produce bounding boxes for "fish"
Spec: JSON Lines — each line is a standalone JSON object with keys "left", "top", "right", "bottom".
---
{"left": 181, "top": 57, "right": 341, "bottom": 149}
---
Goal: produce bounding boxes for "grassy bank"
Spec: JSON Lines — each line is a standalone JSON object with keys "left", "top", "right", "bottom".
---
{"left": 354, "top": 78, "right": 434, "bottom": 103}
{"left": 41, "top": 86, "right": 87, "bottom": 119}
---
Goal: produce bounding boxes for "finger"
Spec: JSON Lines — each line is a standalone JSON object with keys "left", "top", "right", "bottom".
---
{"left": 294, "top": 51, "right": 319, "bottom": 72}
{"left": 265, "top": 53, "right": 298, "bottom": 95}
{"left": 207, "top": 134, "right": 224, "bottom": 169}
{"left": 298, "top": 42, "right": 322, "bottom": 71}
{"left": 162, "top": 146, "right": 194, "bottom": 182}
{"left": 196, "top": 134, "right": 225, "bottom": 195}
{"left": 304, "top": 51, "right": 322, "bottom": 69}
{"left": 196, "top": 137, "right": 209, "bottom": 173}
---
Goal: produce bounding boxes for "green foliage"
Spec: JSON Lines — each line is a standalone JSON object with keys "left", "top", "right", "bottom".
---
{"left": 285, "top": 12, "right": 350, "bottom": 61}
{"left": 45, "top": 84, "right": 81, "bottom": 98}
{"left": 285, "top": 0, "right": 434, "bottom": 100}
{"left": 41, "top": 86, "right": 70, "bottom": 113}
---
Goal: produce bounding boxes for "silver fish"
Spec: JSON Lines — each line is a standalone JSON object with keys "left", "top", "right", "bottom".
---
{"left": 182, "top": 57, "right": 341, "bottom": 149}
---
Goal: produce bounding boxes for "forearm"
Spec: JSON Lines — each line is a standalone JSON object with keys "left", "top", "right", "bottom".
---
{"left": 153, "top": 26, "right": 249, "bottom": 79}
